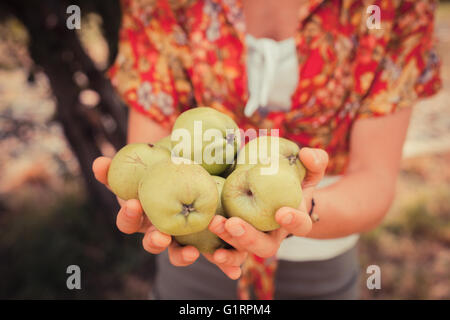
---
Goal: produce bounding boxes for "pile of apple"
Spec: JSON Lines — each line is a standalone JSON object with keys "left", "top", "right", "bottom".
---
{"left": 107, "top": 107, "right": 305, "bottom": 253}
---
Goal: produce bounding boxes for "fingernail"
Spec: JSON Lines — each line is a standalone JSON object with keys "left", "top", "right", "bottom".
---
{"left": 212, "top": 219, "right": 225, "bottom": 233}
{"left": 183, "top": 250, "right": 197, "bottom": 261}
{"left": 215, "top": 252, "right": 226, "bottom": 263}
{"left": 228, "top": 224, "right": 245, "bottom": 237}
{"left": 150, "top": 232, "right": 163, "bottom": 248}
{"left": 125, "top": 205, "right": 138, "bottom": 218}
{"left": 282, "top": 213, "right": 293, "bottom": 225}
{"left": 312, "top": 150, "right": 320, "bottom": 165}
{"left": 231, "top": 269, "right": 242, "bottom": 280}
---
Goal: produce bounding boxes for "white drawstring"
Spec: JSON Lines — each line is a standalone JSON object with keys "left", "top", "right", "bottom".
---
{"left": 244, "top": 35, "right": 298, "bottom": 118}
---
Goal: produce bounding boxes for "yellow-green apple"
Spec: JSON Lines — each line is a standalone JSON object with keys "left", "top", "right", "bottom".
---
{"left": 236, "top": 135, "right": 305, "bottom": 181}
{"left": 107, "top": 143, "right": 171, "bottom": 200}
{"left": 222, "top": 162, "right": 303, "bottom": 231}
{"left": 138, "top": 160, "right": 219, "bottom": 236}
{"left": 171, "top": 107, "right": 240, "bottom": 175}
{"left": 175, "top": 176, "right": 227, "bottom": 253}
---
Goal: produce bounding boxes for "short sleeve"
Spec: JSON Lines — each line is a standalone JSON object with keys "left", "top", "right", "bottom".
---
{"left": 107, "top": 0, "right": 192, "bottom": 129}
{"left": 357, "top": 0, "right": 442, "bottom": 119}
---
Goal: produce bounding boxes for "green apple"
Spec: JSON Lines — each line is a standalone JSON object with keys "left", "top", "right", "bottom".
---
{"left": 138, "top": 160, "right": 219, "bottom": 236}
{"left": 222, "top": 162, "right": 303, "bottom": 231}
{"left": 155, "top": 135, "right": 172, "bottom": 151}
{"left": 236, "top": 136, "right": 305, "bottom": 182}
{"left": 171, "top": 107, "right": 240, "bottom": 175}
{"left": 107, "top": 143, "right": 171, "bottom": 200}
{"left": 175, "top": 176, "right": 227, "bottom": 253}
{"left": 220, "top": 160, "right": 236, "bottom": 178}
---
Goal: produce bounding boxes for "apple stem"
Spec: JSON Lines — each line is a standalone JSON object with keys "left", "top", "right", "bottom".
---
{"left": 181, "top": 203, "right": 195, "bottom": 217}
{"left": 287, "top": 155, "right": 297, "bottom": 165}
{"left": 225, "top": 133, "right": 235, "bottom": 145}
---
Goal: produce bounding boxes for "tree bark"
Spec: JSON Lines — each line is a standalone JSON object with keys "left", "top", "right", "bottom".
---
{"left": 4, "top": 0, "right": 127, "bottom": 228}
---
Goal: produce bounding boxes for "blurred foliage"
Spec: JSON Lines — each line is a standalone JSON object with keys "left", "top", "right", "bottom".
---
{"left": 359, "top": 153, "right": 450, "bottom": 300}
{"left": 0, "top": 0, "right": 156, "bottom": 299}
{"left": 0, "top": 0, "right": 127, "bottom": 224}
{"left": 0, "top": 190, "right": 155, "bottom": 299}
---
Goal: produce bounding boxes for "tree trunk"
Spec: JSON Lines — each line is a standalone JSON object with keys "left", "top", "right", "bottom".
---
{"left": 5, "top": 0, "right": 127, "bottom": 228}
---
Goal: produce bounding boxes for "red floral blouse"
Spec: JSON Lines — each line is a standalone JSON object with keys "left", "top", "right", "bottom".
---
{"left": 109, "top": 0, "right": 441, "bottom": 175}
{"left": 108, "top": 0, "right": 441, "bottom": 299}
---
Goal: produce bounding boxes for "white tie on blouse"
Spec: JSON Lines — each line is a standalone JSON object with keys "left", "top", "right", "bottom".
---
{"left": 244, "top": 34, "right": 299, "bottom": 117}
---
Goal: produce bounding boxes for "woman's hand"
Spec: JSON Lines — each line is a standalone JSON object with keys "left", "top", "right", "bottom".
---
{"left": 209, "top": 147, "right": 329, "bottom": 258}
{"left": 92, "top": 156, "right": 246, "bottom": 279}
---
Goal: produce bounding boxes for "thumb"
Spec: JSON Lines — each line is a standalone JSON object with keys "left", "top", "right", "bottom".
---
{"left": 298, "top": 148, "right": 328, "bottom": 204}
{"left": 92, "top": 156, "right": 112, "bottom": 187}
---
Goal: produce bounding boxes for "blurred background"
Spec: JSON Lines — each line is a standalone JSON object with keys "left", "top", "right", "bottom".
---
{"left": 0, "top": 0, "right": 448, "bottom": 299}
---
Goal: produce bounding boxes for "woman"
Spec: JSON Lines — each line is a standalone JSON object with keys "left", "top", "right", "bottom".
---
{"left": 92, "top": 0, "right": 441, "bottom": 299}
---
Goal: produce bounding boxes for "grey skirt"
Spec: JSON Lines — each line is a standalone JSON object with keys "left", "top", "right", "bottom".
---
{"left": 152, "top": 245, "right": 360, "bottom": 300}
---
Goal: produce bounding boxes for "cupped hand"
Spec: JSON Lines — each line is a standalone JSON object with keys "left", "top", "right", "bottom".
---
{"left": 209, "top": 147, "right": 329, "bottom": 258}
{"left": 92, "top": 156, "right": 245, "bottom": 279}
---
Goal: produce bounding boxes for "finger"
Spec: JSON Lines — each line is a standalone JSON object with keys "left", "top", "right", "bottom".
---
{"left": 137, "top": 217, "right": 153, "bottom": 233}
{"left": 168, "top": 242, "right": 200, "bottom": 267}
{"left": 209, "top": 215, "right": 244, "bottom": 251}
{"left": 92, "top": 157, "right": 111, "bottom": 186}
{"left": 298, "top": 148, "right": 329, "bottom": 189}
{"left": 117, "top": 197, "right": 126, "bottom": 207}
{"left": 213, "top": 249, "right": 248, "bottom": 267}
{"left": 275, "top": 207, "right": 312, "bottom": 237}
{"left": 217, "top": 265, "right": 242, "bottom": 280}
{"left": 142, "top": 226, "right": 172, "bottom": 254}
{"left": 224, "top": 217, "right": 279, "bottom": 258}
{"left": 116, "top": 199, "right": 144, "bottom": 234}
{"left": 203, "top": 253, "right": 243, "bottom": 280}
{"left": 125, "top": 199, "right": 152, "bottom": 233}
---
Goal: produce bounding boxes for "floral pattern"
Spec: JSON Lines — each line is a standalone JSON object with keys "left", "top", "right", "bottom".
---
{"left": 109, "top": 0, "right": 441, "bottom": 175}
{"left": 107, "top": 0, "right": 442, "bottom": 300}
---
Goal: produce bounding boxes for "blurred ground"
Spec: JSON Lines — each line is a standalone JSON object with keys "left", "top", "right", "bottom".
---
{"left": 0, "top": 4, "right": 449, "bottom": 299}
{"left": 403, "top": 4, "right": 450, "bottom": 158}
{"left": 359, "top": 152, "right": 450, "bottom": 299}
{"left": 359, "top": 4, "right": 450, "bottom": 299}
